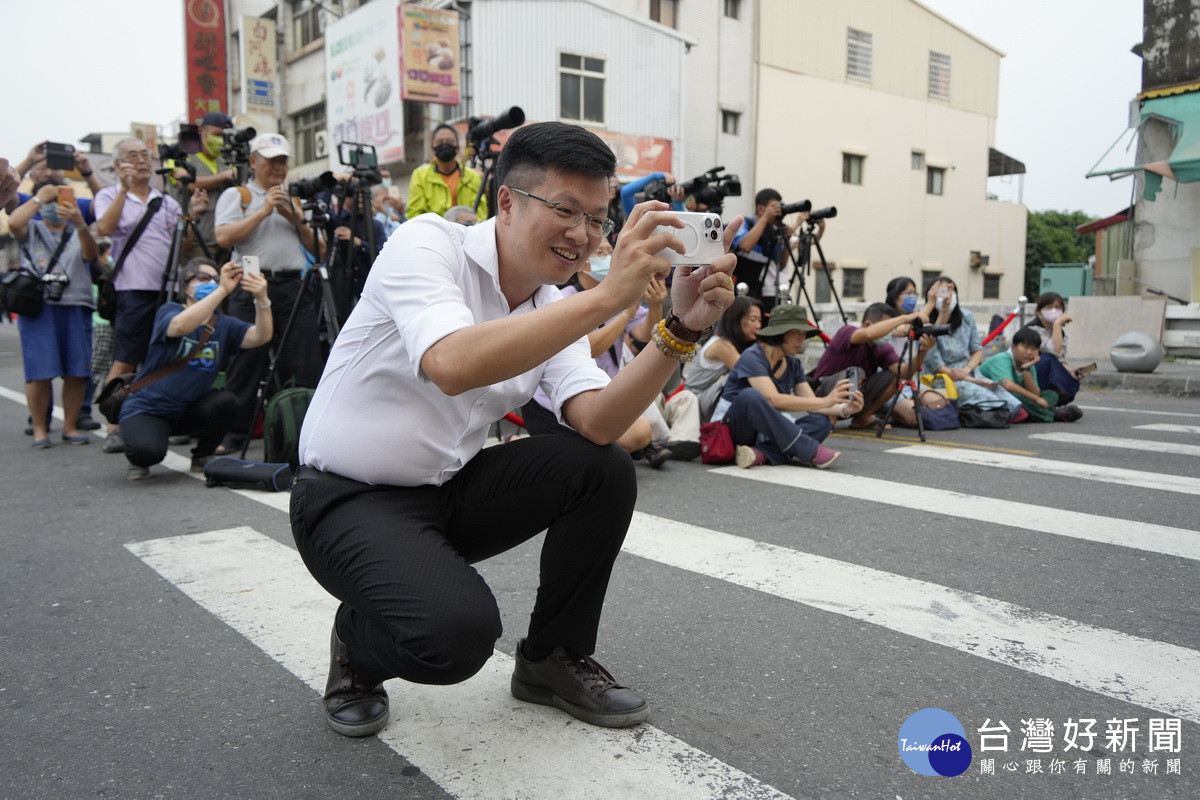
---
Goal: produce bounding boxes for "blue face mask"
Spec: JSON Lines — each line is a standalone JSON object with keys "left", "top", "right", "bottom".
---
{"left": 588, "top": 255, "right": 611, "bottom": 281}
{"left": 39, "top": 203, "right": 62, "bottom": 224}
{"left": 900, "top": 294, "right": 918, "bottom": 313}
{"left": 193, "top": 282, "right": 219, "bottom": 302}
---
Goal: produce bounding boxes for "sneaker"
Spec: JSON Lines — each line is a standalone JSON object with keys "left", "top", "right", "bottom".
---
{"left": 1053, "top": 405, "right": 1083, "bottom": 422}
{"left": 61, "top": 433, "right": 90, "bottom": 446}
{"left": 126, "top": 465, "right": 150, "bottom": 481}
{"left": 735, "top": 445, "right": 765, "bottom": 469}
{"left": 1009, "top": 407, "right": 1030, "bottom": 424}
{"left": 76, "top": 414, "right": 102, "bottom": 431}
{"left": 809, "top": 445, "right": 841, "bottom": 469}
{"left": 511, "top": 639, "right": 649, "bottom": 728}
{"left": 103, "top": 432, "right": 126, "bottom": 453}
{"left": 190, "top": 454, "right": 214, "bottom": 473}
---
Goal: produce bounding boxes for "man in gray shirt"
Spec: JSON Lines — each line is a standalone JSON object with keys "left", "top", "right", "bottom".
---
{"left": 213, "top": 132, "right": 323, "bottom": 453}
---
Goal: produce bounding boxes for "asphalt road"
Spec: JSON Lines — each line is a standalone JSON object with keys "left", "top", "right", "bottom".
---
{"left": 0, "top": 321, "right": 1196, "bottom": 800}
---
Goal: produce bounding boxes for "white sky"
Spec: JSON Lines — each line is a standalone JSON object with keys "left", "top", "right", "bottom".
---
{"left": 2, "top": 0, "right": 1145, "bottom": 217}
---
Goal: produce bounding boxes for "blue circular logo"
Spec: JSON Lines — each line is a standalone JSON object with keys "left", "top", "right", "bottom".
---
{"left": 898, "top": 708, "right": 973, "bottom": 777}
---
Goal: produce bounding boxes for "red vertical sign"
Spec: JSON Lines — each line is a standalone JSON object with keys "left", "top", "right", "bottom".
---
{"left": 185, "top": 0, "right": 227, "bottom": 121}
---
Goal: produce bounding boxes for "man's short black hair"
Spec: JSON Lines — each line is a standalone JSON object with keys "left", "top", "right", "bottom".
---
{"left": 431, "top": 123, "right": 458, "bottom": 140}
{"left": 863, "top": 302, "right": 899, "bottom": 324}
{"left": 1013, "top": 327, "right": 1042, "bottom": 348}
{"left": 755, "top": 188, "right": 781, "bottom": 208}
{"left": 496, "top": 122, "right": 615, "bottom": 192}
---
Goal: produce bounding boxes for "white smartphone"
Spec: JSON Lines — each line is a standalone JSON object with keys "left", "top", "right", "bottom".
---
{"left": 653, "top": 212, "right": 725, "bottom": 267}
{"left": 241, "top": 255, "right": 260, "bottom": 276}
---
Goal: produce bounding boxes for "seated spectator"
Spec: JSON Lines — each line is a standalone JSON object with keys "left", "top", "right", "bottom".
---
{"left": 979, "top": 327, "right": 1081, "bottom": 423}
{"left": 712, "top": 304, "right": 861, "bottom": 470}
{"left": 120, "top": 259, "right": 273, "bottom": 480}
{"left": 810, "top": 302, "right": 929, "bottom": 428}
{"left": 8, "top": 181, "right": 99, "bottom": 448}
{"left": 443, "top": 204, "right": 479, "bottom": 226}
{"left": 1024, "top": 292, "right": 1087, "bottom": 410}
{"left": 683, "top": 295, "right": 764, "bottom": 422}
{"left": 920, "top": 276, "right": 1021, "bottom": 418}
{"left": 884, "top": 276, "right": 921, "bottom": 340}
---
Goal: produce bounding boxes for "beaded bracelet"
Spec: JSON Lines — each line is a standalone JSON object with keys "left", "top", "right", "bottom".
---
{"left": 652, "top": 318, "right": 699, "bottom": 363}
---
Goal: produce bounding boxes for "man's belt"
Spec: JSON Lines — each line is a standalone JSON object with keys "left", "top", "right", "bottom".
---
{"left": 261, "top": 268, "right": 302, "bottom": 280}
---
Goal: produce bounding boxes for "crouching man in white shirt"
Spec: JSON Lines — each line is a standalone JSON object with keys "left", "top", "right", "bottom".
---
{"left": 292, "top": 121, "right": 741, "bottom": 737}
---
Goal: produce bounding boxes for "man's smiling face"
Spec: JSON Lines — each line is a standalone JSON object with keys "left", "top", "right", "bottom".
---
{"left": 505, "top": 168, "right": 610, "bottom": 287}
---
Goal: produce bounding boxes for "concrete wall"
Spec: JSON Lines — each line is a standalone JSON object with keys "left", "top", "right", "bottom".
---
{"left": 1142, "top": 0, "right": 1200, "bottom": 91}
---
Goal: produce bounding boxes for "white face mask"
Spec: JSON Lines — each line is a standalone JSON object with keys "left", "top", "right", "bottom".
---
{"left": 588, "top": 255, "right": 611, "bottom": 280}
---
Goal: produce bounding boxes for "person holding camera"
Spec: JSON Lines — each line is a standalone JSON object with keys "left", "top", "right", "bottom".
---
{"left": 7, "top": 180, "right": 99, "bottom": 448}
{"left": 7, "top": 141, "right": 104, "bottom": 219}
{"left": 212, "top": 133, "right": 324, "bottom": 455}
{"left": 170, "top": 111, "right": 239, "bottom": 264}
{"left": 120, "top": 259, "right": 272, "bottom": 480}
{"left": 732, "top": 189, "right": 821, "bottom": 309}
{"left": 406, "top": 123, "right": 487, "bottom": 219}
{"left": 292, "top": 121, "right": 741, "bottom": 738}
{"left": 712, "top": 303, "right": 860, "bottom": 470}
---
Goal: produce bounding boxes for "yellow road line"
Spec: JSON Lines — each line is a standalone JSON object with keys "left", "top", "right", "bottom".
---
{"left": 830, "top": 429, "right": 1040, "bottom": 456}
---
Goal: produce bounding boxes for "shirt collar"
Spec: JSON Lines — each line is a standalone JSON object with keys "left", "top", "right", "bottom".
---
{"left": 462, "top": 217, "right": 558, "bottom": 310}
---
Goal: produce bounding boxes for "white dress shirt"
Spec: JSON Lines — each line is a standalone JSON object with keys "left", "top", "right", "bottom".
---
{"left": 299, "top": 215, "right": 609, "bottom": 486}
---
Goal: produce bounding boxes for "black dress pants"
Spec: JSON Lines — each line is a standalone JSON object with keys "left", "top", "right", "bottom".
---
{"left": 290, "top": 434, "right": 637, "bottom": 688}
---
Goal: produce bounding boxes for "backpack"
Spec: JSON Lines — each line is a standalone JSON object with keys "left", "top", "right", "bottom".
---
{"left": 263, "top": 385, "right": 314, "bottom": 469}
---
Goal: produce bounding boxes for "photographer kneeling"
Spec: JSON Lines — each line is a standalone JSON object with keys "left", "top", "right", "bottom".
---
{"left": 119, "top": 259, "right": 272, "bottom": 480}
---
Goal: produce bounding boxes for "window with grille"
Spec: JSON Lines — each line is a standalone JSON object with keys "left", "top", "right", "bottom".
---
{"left": 843, "top": 153, "right": 864, "bottom": 185}
{"left": 983, "top": 274, "right": 1001, "bottom": 299}
{"left": 292, "top": 105, "right": 326, "bottom": 165}
{"left": 911, "top": 151, "right": 925, "bottom": 170}
{"left": 927, "top": 166, "right": 945, "bottom": 196}
{"left": 724, "top": 0, "right": 742, "bottom": 20}
{"left": 559, "top": 53, "right": 605, "bottom": 124}
{"left": 842, "top": 268, "right": 865, "bottom": 299}
{"left": 921, "top": 270, "right": 941, "bottom": 292}
{"left": 292, "top": 0, "right": 329, "bottom": 50}
{"left": 847, "top": 29, "right": 873, "bottom": 82}
{"left": 928, "top": 51, "right": 951, "bottom": 99}
{"left": 650, "top": 0, "right": 678, "bottom": 28}
{"left": 721, "top": 110, "right": 741, "bottom": 136}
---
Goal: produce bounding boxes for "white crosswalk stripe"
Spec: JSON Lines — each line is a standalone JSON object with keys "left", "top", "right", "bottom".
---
{"left": 127, "top": 528, "right": 795, "bottom": 800}
{"left": 711, "top": 466, "right": 1200, "bottom": 561}
{"left": 1027, "top": 431, "right": 1200, "bottom": 457}
{"left": 885, "top": 444, "right": 1200, "bottom": 493}
{"left": 1136, "top": 423, "right": 1200, "bottom": 435}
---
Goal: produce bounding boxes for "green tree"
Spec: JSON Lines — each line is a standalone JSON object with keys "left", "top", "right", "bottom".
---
{"left": 1025, "top": 210, "right": 1096, "bottom": 298}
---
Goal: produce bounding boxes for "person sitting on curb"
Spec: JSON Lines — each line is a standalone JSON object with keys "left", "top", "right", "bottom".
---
{"left": 712, "top": 303, "right": 861, "bottom": 470}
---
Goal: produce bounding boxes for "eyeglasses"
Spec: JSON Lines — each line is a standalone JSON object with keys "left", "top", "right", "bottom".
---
{"left": 510, "top": 188, "right": 615, "bottom": 238}
{"left": 120, "top": 150, "right": 152, "bottom": 162}
{"left": 191, "top": 273, "right": 218, "bottom": 283}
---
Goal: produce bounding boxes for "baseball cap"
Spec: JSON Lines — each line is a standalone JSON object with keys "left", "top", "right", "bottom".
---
{"left": 756, "top": 304, "right": 821, "bottom": 338}
{"left": 250, "top": 133, "right": 292, "bottom": 159}
{"left": 199, "top": 111, "right": 234, "bottom": 129}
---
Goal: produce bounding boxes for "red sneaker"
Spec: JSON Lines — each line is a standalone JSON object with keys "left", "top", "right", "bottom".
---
{"left": 810, "top": 445, "right": 841, "bottom": 469}
{"left": 1009, "top": 407, "right": 1030, "bottom": 424}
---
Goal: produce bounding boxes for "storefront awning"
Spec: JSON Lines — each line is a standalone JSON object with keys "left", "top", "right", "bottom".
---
{"left": 1087, "top": 92, "right": 1200, "bottom": 196}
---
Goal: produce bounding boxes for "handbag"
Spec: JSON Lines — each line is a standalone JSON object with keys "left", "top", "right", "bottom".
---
{"left": 917, "top": 374, "right": 960, "bottom": 431}
{"left": 699, "top": 421, "right": 735, "bottom": 464}
{"left": 95, "top": 318, "right": 216, "bottom": 424}
{"left": 958, "top": 403, "right": 1010, "bottom": 429}
{"left": 96, "top": 196, "right": 163, "bottom": 322}
{"left": 0, "top": 269, "right": 47, "bottom": 318}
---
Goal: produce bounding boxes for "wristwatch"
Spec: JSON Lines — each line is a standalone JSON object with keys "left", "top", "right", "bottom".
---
{"left": 664, "top": 312, "right": 713, "bottom": 344}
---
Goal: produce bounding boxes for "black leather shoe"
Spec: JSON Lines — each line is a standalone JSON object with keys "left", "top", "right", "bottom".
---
{"left": 643, "top": 443, "right": 672, "bottom": 469}
{"left": 76, "top": 414, "right": 102, "bottom": 431}
{"left": 324, "top": 622, "right": 389, "bottom": 737}
{"left": 511, "top": 639, "right": 649, "bottom": 728}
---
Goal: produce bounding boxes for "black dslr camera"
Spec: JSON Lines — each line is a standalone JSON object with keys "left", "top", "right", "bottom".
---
{"left": 680, "top": 166, "right": 742, "bottom": 215}
{"left": 156, "top": 124, "right": 203, "bottom": 184}
{"left": 910, "top": 318, "right": 953, "bottom": 338}
{"left": 778, "top": 199, "right": 838, "bottom": 222}
{"left": 41, "top": 270, "right": 69, "bottom": 302}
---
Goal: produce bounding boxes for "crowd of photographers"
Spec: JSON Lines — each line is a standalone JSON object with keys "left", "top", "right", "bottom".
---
{"left": 1, "top": 116, "right": 1082, "bottom": 479}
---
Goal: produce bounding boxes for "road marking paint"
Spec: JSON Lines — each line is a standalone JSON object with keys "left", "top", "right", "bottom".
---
{"left": 127, "top": 528, "right": 794, "bottom": 800}
{"left": 623, "top": 512, "right": 1200, "bottom": 725}
{"left": 885, "top": 444, "right": 1200, "bottom": 494}
{"left": 1028, "top": 431, "right": 1200, "bottom": 457}
{"left": 832, "top": 428, "right": 1039, "bottom": 455}
{"left": 1077, "top": 405, "right": 1200, "bottom": 419}
{"left": 1136, "top": 423, "right": 1200, "bottom": 435}
{"left": 710, "top": 466, "right": 1200, "bottom": 562}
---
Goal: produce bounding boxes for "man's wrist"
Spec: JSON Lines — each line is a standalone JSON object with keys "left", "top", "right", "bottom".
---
{"left": 664, "top": 311, "right": 712, "bottom": 344}
{"left": 254, "top": 298, "right": 272, "bottom": 309}
{"left": 79, "top": 170, "right": 93, "bottom": 178}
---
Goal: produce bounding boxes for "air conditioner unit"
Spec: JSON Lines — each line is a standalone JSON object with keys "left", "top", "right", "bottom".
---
{"left": 314, "top": 130, "right": 328, "bottom": 159}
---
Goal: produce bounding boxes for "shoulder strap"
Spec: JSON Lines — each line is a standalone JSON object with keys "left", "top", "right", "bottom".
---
{"left": 110, "top": 195, "right": 164, "bottom": 280}
{"left": 129, "top": 317, "right": 217, "bottom": 393}
{"left": 19, "top": 226, "right": 73, "bottom": 277}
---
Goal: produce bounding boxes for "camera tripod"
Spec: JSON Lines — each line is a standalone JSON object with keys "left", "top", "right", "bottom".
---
{"left": 469, "top": 138, "right": 501, "bottom": 219}
{"left": 878, "top": 329, "right": 930, "bottom": 441}
{"left": 157, "top": 208, "right": 213, "bottom": 306}
{"left": 779, "top": 219, "right": 847, "bottom": 327}
{"left": 321, "top": 177, "right": 378, "bottom": 327}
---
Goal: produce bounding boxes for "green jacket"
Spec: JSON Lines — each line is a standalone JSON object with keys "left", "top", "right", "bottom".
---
{"left": 406, "top": 161, "right": 487, "bottom": 219}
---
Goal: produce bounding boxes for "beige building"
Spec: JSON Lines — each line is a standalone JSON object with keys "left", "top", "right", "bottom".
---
{"left": 754, "top": 0, "right": 1027, "bottom": 309}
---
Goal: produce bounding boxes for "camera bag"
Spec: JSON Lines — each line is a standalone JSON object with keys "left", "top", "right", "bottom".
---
{"left": 6, "top": 226, "right": 74, "bottom": 318}
{"left": 203, "top": 457, "right": 294, "bottom": 492}
{"left": 96, "top": 318, "right": 215, "bottom": 424}
{"left": 97, "top": 196, "right": 162, "bottom": 321}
